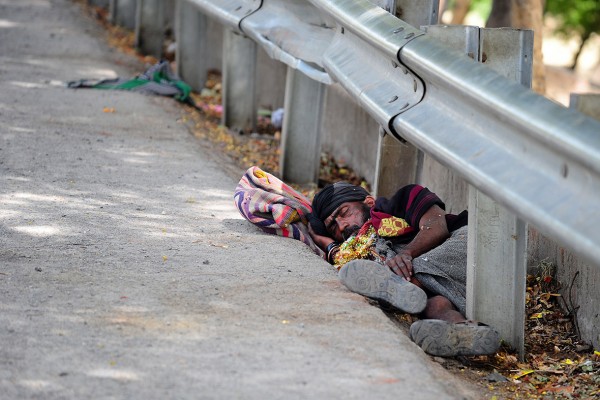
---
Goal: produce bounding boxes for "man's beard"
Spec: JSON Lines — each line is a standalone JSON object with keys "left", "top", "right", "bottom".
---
{"left": 341, "top": 204, "right": 372, "bottom": 241}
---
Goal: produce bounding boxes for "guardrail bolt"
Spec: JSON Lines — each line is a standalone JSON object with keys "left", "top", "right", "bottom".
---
{"left": 388, "top": 95, "right": 399, "bottom": 103}
{"left": 562, "top": 164, "right": 569, "bottom": 178}
{"left": 404, "top": 32, "right": 415, "bottom": 39}
{"left": 391, "top": 60, "right": 398, "bottom": 68}
{"left": 393, "top": 27, "right": 404, "bottom": 34}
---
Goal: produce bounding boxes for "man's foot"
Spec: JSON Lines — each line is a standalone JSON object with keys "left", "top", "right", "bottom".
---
{"left": 409, "top": 319, "right": 500, "bottom": 357}
{"left": 338, "top": 259, "right": 427, "bottom": 314}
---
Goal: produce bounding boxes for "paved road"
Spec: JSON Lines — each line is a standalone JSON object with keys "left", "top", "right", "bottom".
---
{"left": 0, "top": 1, "right": 477, "bottom": 398}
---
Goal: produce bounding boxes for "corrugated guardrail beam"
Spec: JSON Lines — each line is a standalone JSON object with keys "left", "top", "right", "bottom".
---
{"left": 185, "top": 0, "right": 261, "bottom": 33}
{"left": 241, "top": 0, "right": 335, "bottom": 84}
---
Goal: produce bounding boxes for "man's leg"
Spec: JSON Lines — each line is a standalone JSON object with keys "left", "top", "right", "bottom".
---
{"left": 338, "top": 259, "right": 500, "bottom": 357}
{"left": 422, "top": 295, "right": 465, "bottom": 323}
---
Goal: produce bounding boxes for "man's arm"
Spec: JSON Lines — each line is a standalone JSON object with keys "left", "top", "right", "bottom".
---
{"left": 308, "top": 222, "right": 335, "bottom": 250}
{"left": 386, "top": 204, "right": 450, "bottom": 280}
{"left": 308, "top": 223, "right": 339, "bottom": 264}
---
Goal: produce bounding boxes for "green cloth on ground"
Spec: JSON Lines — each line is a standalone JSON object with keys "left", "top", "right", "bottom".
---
{"left": 68, "top": 60, "right": 193, "bottom": 104}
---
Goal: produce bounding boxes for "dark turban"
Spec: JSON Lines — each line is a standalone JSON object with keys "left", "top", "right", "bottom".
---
{"left": 308, "top": 182, "right": 370, "bottom": 236}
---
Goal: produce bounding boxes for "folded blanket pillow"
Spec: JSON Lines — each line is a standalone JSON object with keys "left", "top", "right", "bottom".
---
{"left": 234, "top": 166, "right": 325, "bottom": 259}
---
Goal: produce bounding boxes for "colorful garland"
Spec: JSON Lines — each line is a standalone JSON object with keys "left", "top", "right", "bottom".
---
{"left": 333, "top": 224, "right": 385, "bottom": 268}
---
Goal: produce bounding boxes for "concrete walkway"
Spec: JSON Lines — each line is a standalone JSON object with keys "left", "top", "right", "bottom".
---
{"left": 0, "top": 1, "right": 477, "bottom": 398}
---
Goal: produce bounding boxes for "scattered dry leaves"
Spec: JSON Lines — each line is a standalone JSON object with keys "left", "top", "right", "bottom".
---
{"left": 406, "top": 262, "right": 599, "bottom": 399}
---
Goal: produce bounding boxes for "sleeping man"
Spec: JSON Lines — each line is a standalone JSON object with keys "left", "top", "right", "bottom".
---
{"left": 307, "top": 182, "right": 500, "bottom": 357}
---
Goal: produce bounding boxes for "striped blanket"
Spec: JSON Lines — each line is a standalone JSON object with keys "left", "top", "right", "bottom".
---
{"left": 234, "top": 166, "right": 325, "bottom": 259}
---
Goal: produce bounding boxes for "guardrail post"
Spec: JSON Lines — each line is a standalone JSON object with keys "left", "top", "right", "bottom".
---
{"left": 222, "top": 30, "right": 257, "bottom": 133}
{"left": 88, "top": 0, "right": 109, "bottom": 7}
{"left": 395, "top": 0, "right": 439, "bottom": 29}
{"left": 567, "top": 93, "right": 600, "bottom": 350}
{"left": 370, "top": 0, "right": 396, "bottom": 13}
{"left": 373, "top": 128, "right": 419, "bottom": 197}
{"left": 466, "top": 28, "right": 533, "bottom": 359}
{"left": 419, "top": 25, "right": 479, "bottom": 213}
{"left": 112, "top": 0, "right": 137, "bottom": 30}
{"left": 373, "top": 0, "right": 438, "bottom": 197}
{"left": 135, "top": 0, "right": 170, "bottom": 59}
{"left": 108, "top": 0, "right": 115, "bottom": 22}
{"left": 175, "top": 1, "right": 214, "bottom": 91}
{"left": 255, "top": 50, "right": 287, "bottom": 114}
{"left": 570, "top": 93, "right": 600, "bottom": 120}
{"left": 280, "top": 67, "right": 325, "bottom": 184}
{"left": 175, "top": 0, "right": 205, "bottom": 90}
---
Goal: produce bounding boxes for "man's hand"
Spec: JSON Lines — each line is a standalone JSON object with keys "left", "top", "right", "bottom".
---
{"left": 386, "top": 204, "right": 450, "bottom": 281}
{"left": 308, "top": 222, "right": 335, "bottom": 250}
{"left": 386, "top": 251, "right": 413, "bottom": 281}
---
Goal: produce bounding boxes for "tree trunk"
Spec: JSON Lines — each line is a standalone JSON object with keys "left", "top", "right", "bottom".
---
{"left": 439, "top": 0, "right": 448, "bottom": 19}
{"left": 511, "top": 0, "right": 546, "bottom": 94}
{"left": 571, "top": 31, "right": 591, "bottom": 70}
{"left": 486, "top": 0, "right": 512, "bottom": 28}
{"left": 450, "top": 0, "right": 471, "bottom": 25}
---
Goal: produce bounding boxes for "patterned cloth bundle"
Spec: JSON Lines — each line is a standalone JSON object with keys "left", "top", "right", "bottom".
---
{"left": 234, "top": 166, "right": 325, "bottom": 259}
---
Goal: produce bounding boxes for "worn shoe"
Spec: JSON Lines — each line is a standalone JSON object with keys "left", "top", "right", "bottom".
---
{"left": 338, "top": 259, "right": 427, "bottom": 314}
{"left": 409, "top": 319, "right": 500, "bottom": 357}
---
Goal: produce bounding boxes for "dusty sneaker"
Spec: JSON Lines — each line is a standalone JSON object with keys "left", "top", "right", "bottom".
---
{"left": 338, "top": 259, "right": 427, "bottom": 314}
{"left": 409, "top": 319, "right": 500, "bottom": 357}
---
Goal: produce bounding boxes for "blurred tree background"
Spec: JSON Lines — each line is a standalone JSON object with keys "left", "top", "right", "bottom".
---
{"left": 441, "top": 0, "right": 600, "bottom": 95}
{"left": 544, "top": 0, "right": 600, "bottom": 69}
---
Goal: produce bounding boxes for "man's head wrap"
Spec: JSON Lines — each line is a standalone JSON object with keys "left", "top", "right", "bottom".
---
{"left": 308, "top": 182, "right": 370, "bottom": 236}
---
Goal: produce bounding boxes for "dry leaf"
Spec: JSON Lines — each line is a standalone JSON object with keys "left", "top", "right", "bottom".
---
{"left": 511, "top": 369, "right": 535, "bottom": 380}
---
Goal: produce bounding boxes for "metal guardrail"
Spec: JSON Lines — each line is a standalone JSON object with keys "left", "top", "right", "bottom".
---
{"left": 185, "top": 0, "right": 261, "bottom": 33}
{"left": 188, "top": 0, "right": 336, "bottom": 84}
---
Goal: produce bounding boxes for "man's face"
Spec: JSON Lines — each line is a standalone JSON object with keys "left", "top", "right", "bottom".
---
{"left": 324, "top": 201, "right": 371, "bottom": 242}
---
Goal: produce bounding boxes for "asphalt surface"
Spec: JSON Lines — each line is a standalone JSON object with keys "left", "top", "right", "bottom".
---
{"left": 0, "top": 1, "right": 478, "bottom": 398}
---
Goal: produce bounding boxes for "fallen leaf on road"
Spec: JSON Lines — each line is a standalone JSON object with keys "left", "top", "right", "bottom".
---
{"left": 511, "top": 369, "right": 535, "bottom": 380}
